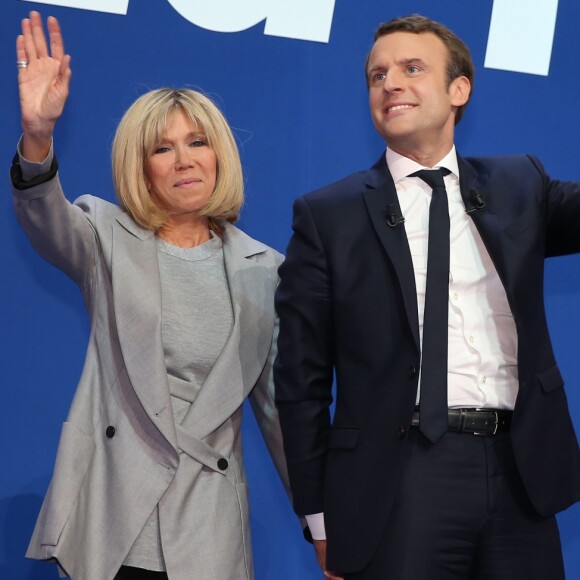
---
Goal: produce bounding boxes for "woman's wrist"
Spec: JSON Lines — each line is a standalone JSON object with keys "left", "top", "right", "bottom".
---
{"left": 21, "top": 130, "right": 54, "bottom": 163}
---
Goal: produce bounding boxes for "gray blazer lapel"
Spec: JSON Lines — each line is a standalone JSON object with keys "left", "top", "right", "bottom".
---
{"left": 112, "top": 213, "right": 177, "bottom": 450}
{"left": 362, "top": 156, "right": 420, "bottom": 350}
{"left": 181, "top": 223, "right": 275, "bottom": 439}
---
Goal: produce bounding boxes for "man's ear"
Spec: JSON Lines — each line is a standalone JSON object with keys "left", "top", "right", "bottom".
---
{"left": 450, "top": 75, "right": 471, "bottom": 107}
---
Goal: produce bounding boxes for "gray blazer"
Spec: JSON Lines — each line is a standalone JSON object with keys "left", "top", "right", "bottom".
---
{"left": 13, "top": 173, "right": 290, "bottom": 580}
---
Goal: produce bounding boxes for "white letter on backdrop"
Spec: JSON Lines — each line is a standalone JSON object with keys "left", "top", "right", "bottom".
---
{"left": 20, "top": 0, "right": 129, "bottom": 15}
{"left": 264, "top": 0, "right": 335, "bottom": 42}
{"left": 167, "top": 0, "right": 336, "bottom": 42}
{"left": 485, "top": 0, "right": 559, "bottom": 76}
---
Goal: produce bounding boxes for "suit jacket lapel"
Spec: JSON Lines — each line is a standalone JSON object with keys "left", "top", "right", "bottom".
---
{"left": 362, "top": 155, "right": 420, "bottom": 350}
{"left": 180, "top": 224, "right": 275, "bottom": 440}
{"left": 457, "top": 156, "right": 513, "bottom": 297}
{"left": 112, "top": 213, "right": 178, "bottom": 451}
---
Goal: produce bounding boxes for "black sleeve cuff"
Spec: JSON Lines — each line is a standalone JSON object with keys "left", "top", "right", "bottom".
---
{"left": 10, "top": 152, "right": 59, "bottom": 191}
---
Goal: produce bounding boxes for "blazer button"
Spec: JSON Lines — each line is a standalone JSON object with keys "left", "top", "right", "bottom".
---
{"left": 409, "top": 366, "right": 418, "bottom": 377}
{"left": 398, "top": 425, "right": 407, "bottom": 438}
{"left": 106, "top": 426, "right": 116, "bottom": 439}
{"left": 217, "top": 458, "right": 228, "bottom": 471}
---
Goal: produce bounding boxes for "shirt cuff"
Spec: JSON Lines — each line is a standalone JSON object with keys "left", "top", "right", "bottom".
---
{"left": 305, "top": 513, "right": 326, "bottom": 540}
{"left": 17, "top": 135, "right": 54, "bottom": 180}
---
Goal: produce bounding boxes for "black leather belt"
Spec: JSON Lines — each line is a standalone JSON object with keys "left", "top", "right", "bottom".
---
{"left": 411, "top": 408, "right": 512, "bottom": 436}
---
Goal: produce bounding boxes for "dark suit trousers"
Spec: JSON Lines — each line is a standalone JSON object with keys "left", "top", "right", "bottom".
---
{"left": 346, "top": 428, "right": 564, "bottom": 580}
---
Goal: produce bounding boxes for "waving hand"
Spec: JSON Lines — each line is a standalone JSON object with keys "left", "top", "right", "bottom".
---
{"left": 17, "top": 11, "right": 71, "bottom": 161}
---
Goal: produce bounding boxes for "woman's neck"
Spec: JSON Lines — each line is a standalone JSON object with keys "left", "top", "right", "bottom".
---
{"left": 156, "top": 216, "right": 211, "bottom": 248}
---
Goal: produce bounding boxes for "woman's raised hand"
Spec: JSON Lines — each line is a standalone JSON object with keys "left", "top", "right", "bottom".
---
{"left": 17, "top": 11, "right": 71, "bottom": 161}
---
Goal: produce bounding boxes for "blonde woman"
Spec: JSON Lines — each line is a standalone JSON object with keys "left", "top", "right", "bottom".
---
{"left": 12, "top": 12, "right": 290, "bottom": 580}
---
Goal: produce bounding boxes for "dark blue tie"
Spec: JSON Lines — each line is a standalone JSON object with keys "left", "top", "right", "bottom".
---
{"left": 411, "top": 168, "right": 451, "bottom": 443}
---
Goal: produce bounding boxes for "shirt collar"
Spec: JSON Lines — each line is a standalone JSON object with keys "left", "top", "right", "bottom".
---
{"left": 385, "top": 145, "right": 459, "bottom": 184}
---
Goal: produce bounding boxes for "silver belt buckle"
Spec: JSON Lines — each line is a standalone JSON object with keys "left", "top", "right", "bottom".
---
{"left": 473, "top": 409, "right": 498, "bottom": 436}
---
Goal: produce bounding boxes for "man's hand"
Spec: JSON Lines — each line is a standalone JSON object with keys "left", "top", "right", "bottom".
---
{"left": 313, "top": 539, "right": 344, "bottom": 580}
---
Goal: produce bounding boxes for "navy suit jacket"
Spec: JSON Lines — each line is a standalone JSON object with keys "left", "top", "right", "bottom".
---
{"left": 274, "top": 152, "right": 580, "bottom": 574}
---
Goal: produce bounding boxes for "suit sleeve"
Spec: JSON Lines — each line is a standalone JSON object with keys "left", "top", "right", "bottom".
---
{"left": 527, "top": 155, "right": 580, "bottom": 256}
{"left": 249, "top": 310, "right": 294, "bottom": 497}
{"left": 11, "top": 155, "right": 98, "bottom": 290}
{"left": 274, "top": 196, "right": 335, "bottom": 516}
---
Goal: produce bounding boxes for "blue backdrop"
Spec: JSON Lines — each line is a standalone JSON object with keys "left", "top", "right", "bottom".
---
{"left": 1, "top": 1, "right": 579, "bottom": 578}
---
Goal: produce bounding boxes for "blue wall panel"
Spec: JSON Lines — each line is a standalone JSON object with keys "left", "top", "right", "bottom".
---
{"left": 1, "top": 1, "right": 579, "bottom": 578}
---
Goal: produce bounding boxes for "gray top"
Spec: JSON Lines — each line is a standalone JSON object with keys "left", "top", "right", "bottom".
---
{"left": 124, "top": 233, "right": 233, "bottom": 571}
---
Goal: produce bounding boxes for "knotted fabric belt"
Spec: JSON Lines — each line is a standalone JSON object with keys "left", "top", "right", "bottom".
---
{"left": 411, "top": 408, "right": 512, "bottom": 436}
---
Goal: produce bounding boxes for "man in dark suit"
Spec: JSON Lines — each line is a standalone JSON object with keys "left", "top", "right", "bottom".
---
{"left": 274, "top": 14, "right": 580, "bottom": 580}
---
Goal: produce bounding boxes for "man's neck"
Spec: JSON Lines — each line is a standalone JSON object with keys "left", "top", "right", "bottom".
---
{"left": 387, "top": 138, "right": 455, "bottom": 168}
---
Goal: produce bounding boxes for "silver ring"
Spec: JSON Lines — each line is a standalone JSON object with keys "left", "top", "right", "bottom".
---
{"left": 16, "top": 60, "right": 29, "bottom": 69}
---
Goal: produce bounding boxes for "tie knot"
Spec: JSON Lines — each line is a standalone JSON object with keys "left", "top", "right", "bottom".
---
{"left": 410, "top": 168, "right": 450, "bottom": 190}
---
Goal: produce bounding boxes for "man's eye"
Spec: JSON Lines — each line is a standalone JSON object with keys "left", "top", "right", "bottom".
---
{"left": 407, "top": 66, "right": 420, "bottom": 74}
{"left": 372, "top": 72, "right": 386, "bottom": 82}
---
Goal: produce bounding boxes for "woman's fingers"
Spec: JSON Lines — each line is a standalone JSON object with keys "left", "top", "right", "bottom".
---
{"left": 47, "top": 15, "right": 65, "bottom": 61}
{"left": 59, "top": 54, "right": 72, "bottom": 80}
{"left": 16, "top": 34, "right": 27, "bottom": 65}
{"left": 21, "top": 17, "right": 38, "bottom": 62}
{"left": 30, "top": 11, "right": 50, "bottom": 58}
{"left": 20, "top": 12, "right": 61, "bottom": 64}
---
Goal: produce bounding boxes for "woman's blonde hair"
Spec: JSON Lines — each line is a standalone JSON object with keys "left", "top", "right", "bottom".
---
{"left": 112, "top": 88, "right": 243, "bottom": 235}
